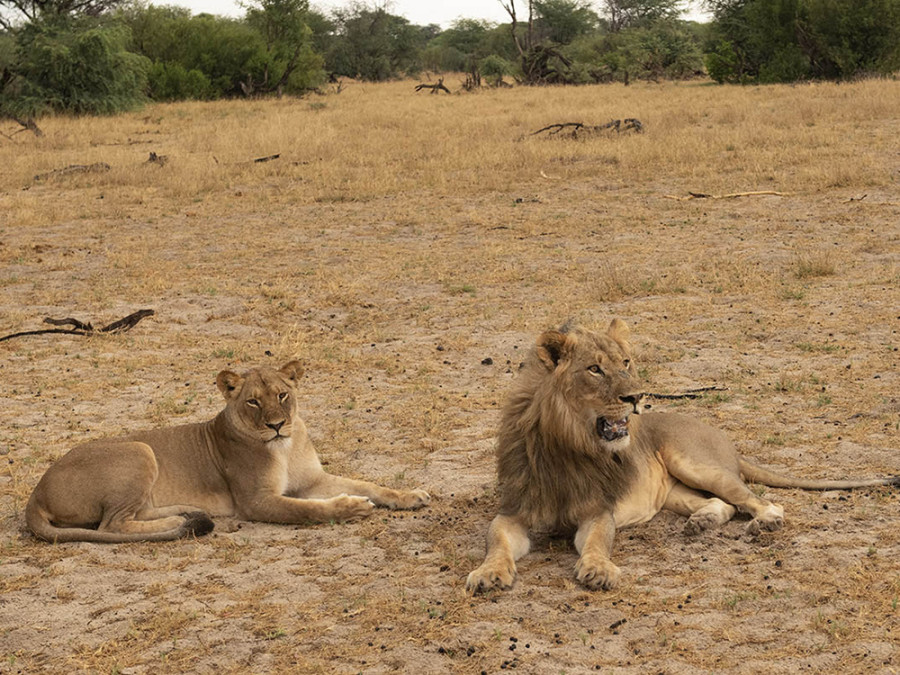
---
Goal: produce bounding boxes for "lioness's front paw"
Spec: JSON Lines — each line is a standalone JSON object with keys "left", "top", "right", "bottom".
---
{"left": 390, "top": 489, "right": 431, "bottom": 510}
{"left": 746, "top": 503, "right": 784, "bottom": 535}
{"left": 330, "top": 494, "right": 375, "bottom": 521}
{"left": 465, "top": 561, "right": 516, "bottom": 595}
{"left": 575, "top": 554, "right": 621, "bottom": 590}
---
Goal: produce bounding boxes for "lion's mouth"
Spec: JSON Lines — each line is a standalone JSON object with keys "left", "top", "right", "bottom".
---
{"left": 597, "top": 416, "right": 629, "bottom": 442}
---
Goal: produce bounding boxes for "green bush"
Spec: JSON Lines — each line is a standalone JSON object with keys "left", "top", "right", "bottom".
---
{"left": 479, "top": 53, "right": 512, "bottom": 84}
{"left": 147, "top": 61, "right": 211, "bottom": 100}
{"left": 707, "top": 0, "right": 900, "bottom": 82}
{"left": 4, "top": 20, "right": 149, "bottom": 116}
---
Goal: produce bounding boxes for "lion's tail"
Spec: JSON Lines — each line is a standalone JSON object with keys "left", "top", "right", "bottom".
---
{"left": 739, "top": 459, "right": 900, "bottom": 491}
{"left": 25, "top": 493, "right": 214, "bottom": 544}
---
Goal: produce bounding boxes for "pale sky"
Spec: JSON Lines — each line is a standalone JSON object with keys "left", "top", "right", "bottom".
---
{"left": 165, "top": 0, "right": 710, "bottom": 26}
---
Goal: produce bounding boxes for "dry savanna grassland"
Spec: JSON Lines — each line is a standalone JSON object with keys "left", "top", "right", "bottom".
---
{"left": 1, "top": 77, "right": 898, "bottom": 674}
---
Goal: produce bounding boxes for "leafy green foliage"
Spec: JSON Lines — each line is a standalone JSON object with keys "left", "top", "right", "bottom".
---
{"left": 120, "top": 6, "right": 268, "bottom": 97}
{"left": 567, "top": 20, "right": 704, "bottom": 82}
{"left": 146, "top": 61, "right": 211, "bottom": 101}
{"left": 479, "top": 53, "right": 514, "bottom": 85}
{"left": 533, "top": 0, "right": 599, "bottom": 44}
{"left": 243, "top": 0, "right": 324, "bottom": 93}
{"left": 706, "top": 0, "right": 900, "bottom": 82}
{"left": 604, "top": 0, "right": 684, "bottom": 32}
{"left": 326, "top": 5, "right": 427, "bottom": 80}
{"left": 2, "top": 18, "right": 148, "bottom": 116}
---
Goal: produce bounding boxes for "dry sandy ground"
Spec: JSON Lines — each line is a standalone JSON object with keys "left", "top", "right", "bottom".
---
{"left": 1, "top": 81, "right": 898, "bottom": 674}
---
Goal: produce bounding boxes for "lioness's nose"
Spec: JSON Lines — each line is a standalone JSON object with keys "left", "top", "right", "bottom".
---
{"left": 267, "top": 421, "right": 285, "bottom": 432}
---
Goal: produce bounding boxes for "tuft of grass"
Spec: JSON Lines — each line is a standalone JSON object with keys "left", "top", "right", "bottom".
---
{"left": 794, "top": 250, "right": 837, "bottom": 279}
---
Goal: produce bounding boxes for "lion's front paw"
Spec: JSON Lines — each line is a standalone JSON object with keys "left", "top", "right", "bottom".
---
{"left": 746, "top": 503, "right": 784, "bottom": 535}
{"left": 330, "top": 494, "right": 375, "bottom": 521}
{"left": 684, "top": 511, "right": 720, "bottom": 536}
{"left": 575, "top": 554, "right": 621, "bottom": 590}
{"left": 466, "top": 560, "right": 516, "bottom": 595}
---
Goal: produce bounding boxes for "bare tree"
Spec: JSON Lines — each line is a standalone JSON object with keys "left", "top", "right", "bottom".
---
{"left": 498, "top": 0, "right": 574, "bottom": 84}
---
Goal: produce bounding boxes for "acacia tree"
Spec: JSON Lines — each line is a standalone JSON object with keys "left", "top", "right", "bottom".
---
{"left": 603, "top": 0, "right": 683, "bottom": 32}
{"left": 326, "top": 2, "right": 425, "bottom": 80}
{"left": 0, "top": 0, "right": 124, "bottom": 28}
{"left": 243, "top": 0, "right": 323, "bottom": 94}
{"left": 704, "top": 0, "right": 900, "bottom": 82}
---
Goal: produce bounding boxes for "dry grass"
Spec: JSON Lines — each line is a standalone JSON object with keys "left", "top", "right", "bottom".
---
{"left": 1, "top": 76, "right": 899, "bottom": 674}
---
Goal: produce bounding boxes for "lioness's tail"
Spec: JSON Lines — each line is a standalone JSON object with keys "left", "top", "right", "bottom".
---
{"left": 25, "top": 496, "right": 214, "bottom": 544}
{"left": 739, "top": 459, "right": 900, "bottom": 491}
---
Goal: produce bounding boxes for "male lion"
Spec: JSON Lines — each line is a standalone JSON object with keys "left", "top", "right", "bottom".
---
{"left": 466, "top": 320, "right": 898, "bottom": 593}
{"left": 26, "top": 360, "right": 430, "bottom": 543}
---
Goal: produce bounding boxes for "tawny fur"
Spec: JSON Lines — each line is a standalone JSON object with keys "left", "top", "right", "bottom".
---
{"left": 26, "top": 361, "right": 430, "bottom": 543}
{"left": 467, "top": 320, "right": 898, "bottom": 594}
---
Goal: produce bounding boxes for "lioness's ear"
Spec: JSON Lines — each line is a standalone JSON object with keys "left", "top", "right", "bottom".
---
{"left": 536, "top": 330, "right": 570, "bottom": 369}
{"left": 216, "top": 370, "right": 243, "bottom": 400}
{"left": 280, "top": 360, "right": 304, "bottom": 384}
{"left": 607, "top": 318, "right": 632, "bottom": 353}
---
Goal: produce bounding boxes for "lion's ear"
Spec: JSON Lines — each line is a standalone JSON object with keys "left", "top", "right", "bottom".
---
{"left": 536, "top": 330, "right": 570, "bottom": 369}
{"left": 216, "top": 370, "right": 243, "bottom": 400}
{"left": 607, "top": 318, "right": 632, "bottom": 353}
{"left": 280, "top": 360, "right": 304, "bottom": 384}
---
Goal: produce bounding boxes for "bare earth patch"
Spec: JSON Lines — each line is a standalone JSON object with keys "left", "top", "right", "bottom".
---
{"left": 1, "top": 79, "right": 898, "bottom": 673}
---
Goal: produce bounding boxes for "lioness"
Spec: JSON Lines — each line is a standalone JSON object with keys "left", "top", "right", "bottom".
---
{"left": 466, "top": 320, "right": 898, "bottom": 593}
{"left": 26, "top": 360, "right": 430, "bottom": 543}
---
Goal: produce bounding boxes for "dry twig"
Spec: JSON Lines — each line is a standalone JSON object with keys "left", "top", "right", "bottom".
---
{"left": 644, "top": 386, "right": 728, "bottom": 401}
{"left": 0, "top": 309, "right": 155, "bottom": 342}
{"left": 664, "top": 191, "right": 790, "bottom": 201}
{"left": 34, "top": 163, "right": 110, "bottom": 181}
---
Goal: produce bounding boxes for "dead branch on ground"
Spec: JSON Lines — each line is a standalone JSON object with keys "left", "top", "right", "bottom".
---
{"left": 34, "top": 162, "right": 110, "bottom": 181}
{"left": 529, "top": 119, "right": 643, "bottom": 139}
{"left": 664, "top": 191, "right": 790, "bottom": 201}
{"left": 644, "top": 386, "right": 728, "bottom": 401}
{"left": 253, "top": 154, "right": 280, "bottom": 163}
{"left": 415, "top": 78, "right": 451, "bottom": 94}
{"left": 5, "top": 115, "right": 44, "bottom": 138}
{"left": 0, "top": 309, "right": 155, "bottom": 343}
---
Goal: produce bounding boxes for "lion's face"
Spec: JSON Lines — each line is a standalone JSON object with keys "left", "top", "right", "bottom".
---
{"left": 216, "top": 361, "right": 304, "bottom": 444}
{"left": 536, "top": 320, "right": 644, "bottom": 452}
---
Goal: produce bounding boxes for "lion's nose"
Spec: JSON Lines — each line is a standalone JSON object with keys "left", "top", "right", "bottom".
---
{"left": 267, "top": 420, "right": 285, "bottom": 432}
{"left": 619, "top": 394, "right": 643, "bottom": 409}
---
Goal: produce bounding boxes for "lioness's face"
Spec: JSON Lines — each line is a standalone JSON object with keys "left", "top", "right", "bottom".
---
{"left": 537, "top": 320, "right": 644, "bottom": 451}
{"left": 216, "top": 361, "right": 304, "bottom": 443}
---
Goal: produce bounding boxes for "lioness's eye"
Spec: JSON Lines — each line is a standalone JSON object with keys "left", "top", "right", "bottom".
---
{"left": 246, "top": 399, "right": 260, "bottom": 408}
{"left": 278, "top": 392, "right": 289, "bottom": 402}
{"left": 587, "top": 365, "right": 603, "bottom": 375}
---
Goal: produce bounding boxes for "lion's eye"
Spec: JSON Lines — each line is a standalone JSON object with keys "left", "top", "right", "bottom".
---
{"left": 246, "top": 399, "right": 260, "bottom": 408}
{"left": 278, "top": 392, "right": 289, "bottom": 402}
{"left": 587, "top": 365, "right": 604, "bottom": 375}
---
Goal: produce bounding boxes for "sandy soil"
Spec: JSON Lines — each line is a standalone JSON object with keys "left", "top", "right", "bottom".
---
{"left": 1, "top": 84, "right": 899, "bottom": 674}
